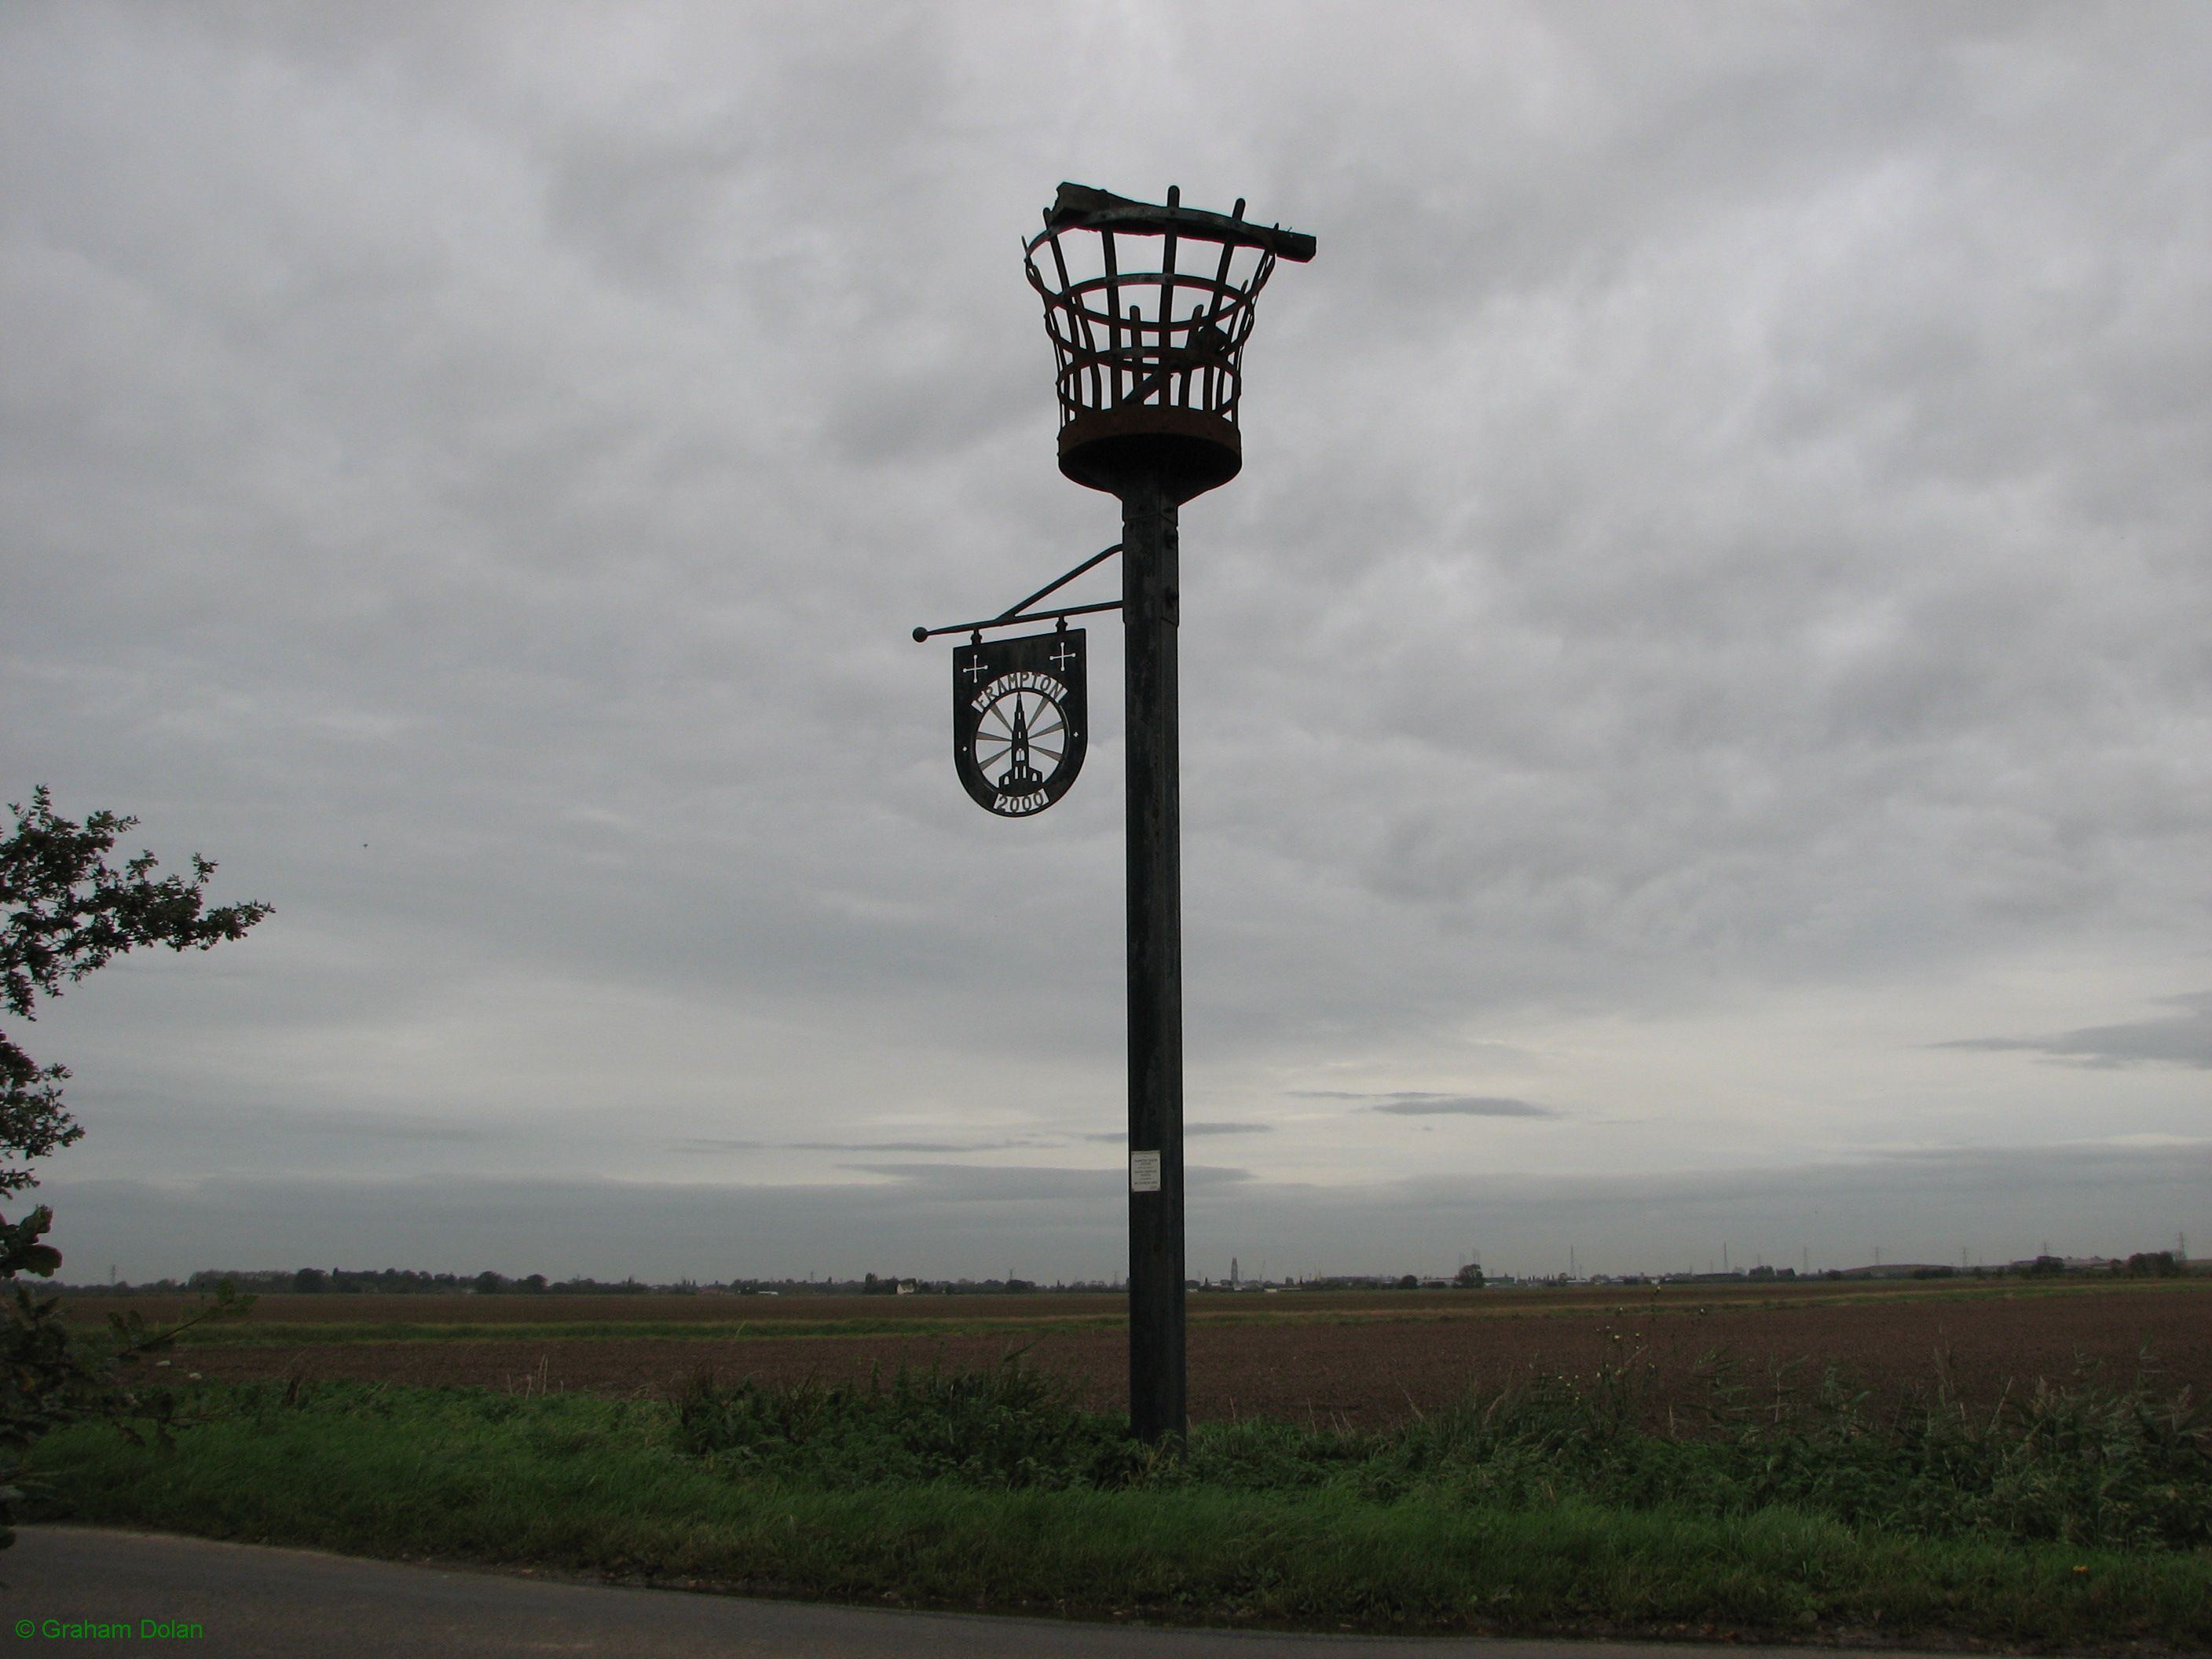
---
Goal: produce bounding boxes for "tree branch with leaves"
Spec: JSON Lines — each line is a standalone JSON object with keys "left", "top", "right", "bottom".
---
{"left": 2, "top": 786, "right": 272, "bottom": 1197}
{"left": 0, "top": 787, "right": 269, "bottom": 1544}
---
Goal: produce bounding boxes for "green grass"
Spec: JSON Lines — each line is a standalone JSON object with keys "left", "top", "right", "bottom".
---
{"left": 22, "top": 1360, "right": 2212, "bottom": 1646}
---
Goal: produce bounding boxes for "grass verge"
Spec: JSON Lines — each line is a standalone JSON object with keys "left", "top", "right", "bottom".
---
{"left": 23, "top": 1361, "right": 2212, "bottom": 1649}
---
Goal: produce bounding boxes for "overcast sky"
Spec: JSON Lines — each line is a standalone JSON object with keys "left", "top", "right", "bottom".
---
{"left": 4, "top": 3, "right": 2207, "bottom": 1284}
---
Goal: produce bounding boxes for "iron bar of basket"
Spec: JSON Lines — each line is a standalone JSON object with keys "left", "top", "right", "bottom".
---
{"left": 1158, "top": 187, "right": 1179, "bottom": 403}
{"left": 1201, "top": 229, "right": 1238, "bottom": 412}
{"left": 1045, "top": 224, "right": 1097, "bottom": 415}
{"left": 1104, "top": 231, "right": 1122, "bottom": 407}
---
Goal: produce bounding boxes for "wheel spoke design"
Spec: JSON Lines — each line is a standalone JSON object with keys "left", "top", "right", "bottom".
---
{"left": 972, "top": 686, "right": 1071, "bottom": 797}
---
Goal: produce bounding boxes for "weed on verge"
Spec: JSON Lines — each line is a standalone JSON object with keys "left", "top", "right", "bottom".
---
{"left": 22, "top": 1350, "right": 2212, "bottom": 1646}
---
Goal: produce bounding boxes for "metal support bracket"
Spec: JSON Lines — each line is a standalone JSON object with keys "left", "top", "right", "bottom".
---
{"left": 911, "top": 544, "right": 1122, "bottom": 642}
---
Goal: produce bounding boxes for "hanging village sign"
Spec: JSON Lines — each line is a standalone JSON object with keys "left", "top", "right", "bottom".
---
{"left": 914, "top": 182, "right": 1313, "bottom": 1443}
{"left": 915, "top": 533, "right": 1121, "bottom": 815}
{"left": 954, "top": 628, "right": 1088, "bottom": 816}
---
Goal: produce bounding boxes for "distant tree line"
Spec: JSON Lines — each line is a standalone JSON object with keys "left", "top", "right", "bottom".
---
{"left": 273, "top": 1269, "right": 662, "bottom": 1296}
{"left": 58, "top": 1270, "right": 1075, "bottom": 1297}
{"left": 2020, "top": 1253, "right": 2183, "bottom": 1280}
{"left": 52, "top": 1269, "right": 670, "bottom": 1297}
{"left": 50, "top": 1251, "right": 2192, "bottom": 1299}
{"left": 2120, "top": 1251, "right": 2183, "bottom": 1278}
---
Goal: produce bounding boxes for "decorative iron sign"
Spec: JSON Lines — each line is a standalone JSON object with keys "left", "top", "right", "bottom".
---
{"left": 954, "top": 628, "right": 1087, "bottom": 816}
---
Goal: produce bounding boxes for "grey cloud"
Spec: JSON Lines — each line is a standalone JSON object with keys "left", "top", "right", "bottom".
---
{"left": 90, "top": 1100, "right": 483, "bottom": 1145}
{"left": 838, "top": 1164, "right": 1121, "bottom": 1204}
{"left": 1295, "top": 1092, "right": 1561, "bottom": 1119}
{"left": 1937, "top": 994, "right": 2212, "bottom": 1070}
{"left": 1368, "top": 1097, "right": 1559, "bottom": 1119}
{"left": 1078, "top": 1122, "right": 1275, "bottom": 1141}
{"left": 269, "top": 1113, "right": 484, "bottom": 1144}
{"left": 3, "top": 6, "right": 2207, "bottom": 1269}
{"left": 843, "top": 1164, "right": 1257, "bottom": 1202}
{"left": 675, "top": 1138, "right": 1059, "bottom": 1155}
{"left": 791, "top": 1139, "right": 1056, "bottom": 1154}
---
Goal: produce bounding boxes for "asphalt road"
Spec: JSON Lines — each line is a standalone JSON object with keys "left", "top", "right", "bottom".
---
{"left": 2, "top": 1527, "right": 1930, "bottom": 1658}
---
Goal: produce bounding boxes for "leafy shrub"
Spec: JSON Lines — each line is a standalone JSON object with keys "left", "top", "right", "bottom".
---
{"left": 657, "top": 1346, "right": 2211, "bottom": 1549}
{"left": 670, "top": 1353, "right": 1146, "bottom": 1491}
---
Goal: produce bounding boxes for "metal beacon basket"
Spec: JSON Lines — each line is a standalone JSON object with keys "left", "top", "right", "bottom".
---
{"left": 1024, "top": 182, "right": 1317, "bottom": 505}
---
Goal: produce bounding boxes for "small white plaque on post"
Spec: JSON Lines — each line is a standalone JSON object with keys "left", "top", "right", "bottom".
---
{"left": 1129, "top": 1149, "right": 1162, "bottom": 1193}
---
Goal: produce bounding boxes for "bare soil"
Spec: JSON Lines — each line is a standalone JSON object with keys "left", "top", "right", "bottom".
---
{"left": 147, "top": 1281, "right": 2212, "bottom": 1430}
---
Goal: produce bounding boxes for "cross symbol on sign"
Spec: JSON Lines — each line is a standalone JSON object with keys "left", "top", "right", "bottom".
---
{"left": 964, "top": 657, "right": 991, "bottom": 685}
{"left": 1049, "top": 641, "right": 1078, "bottom": 673}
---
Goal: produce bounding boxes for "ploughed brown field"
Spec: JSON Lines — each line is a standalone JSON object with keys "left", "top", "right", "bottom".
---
{"left": 108, "top": 1279, "right": 2212, "bottom": 1430}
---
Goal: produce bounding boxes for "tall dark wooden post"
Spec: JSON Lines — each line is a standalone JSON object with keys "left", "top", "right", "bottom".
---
{"left": 1120, "top": 474, "right": 1185, "bottom": 1442}
{"left": 1020, "top": 181, "right": 1313, "bottom": 1444}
